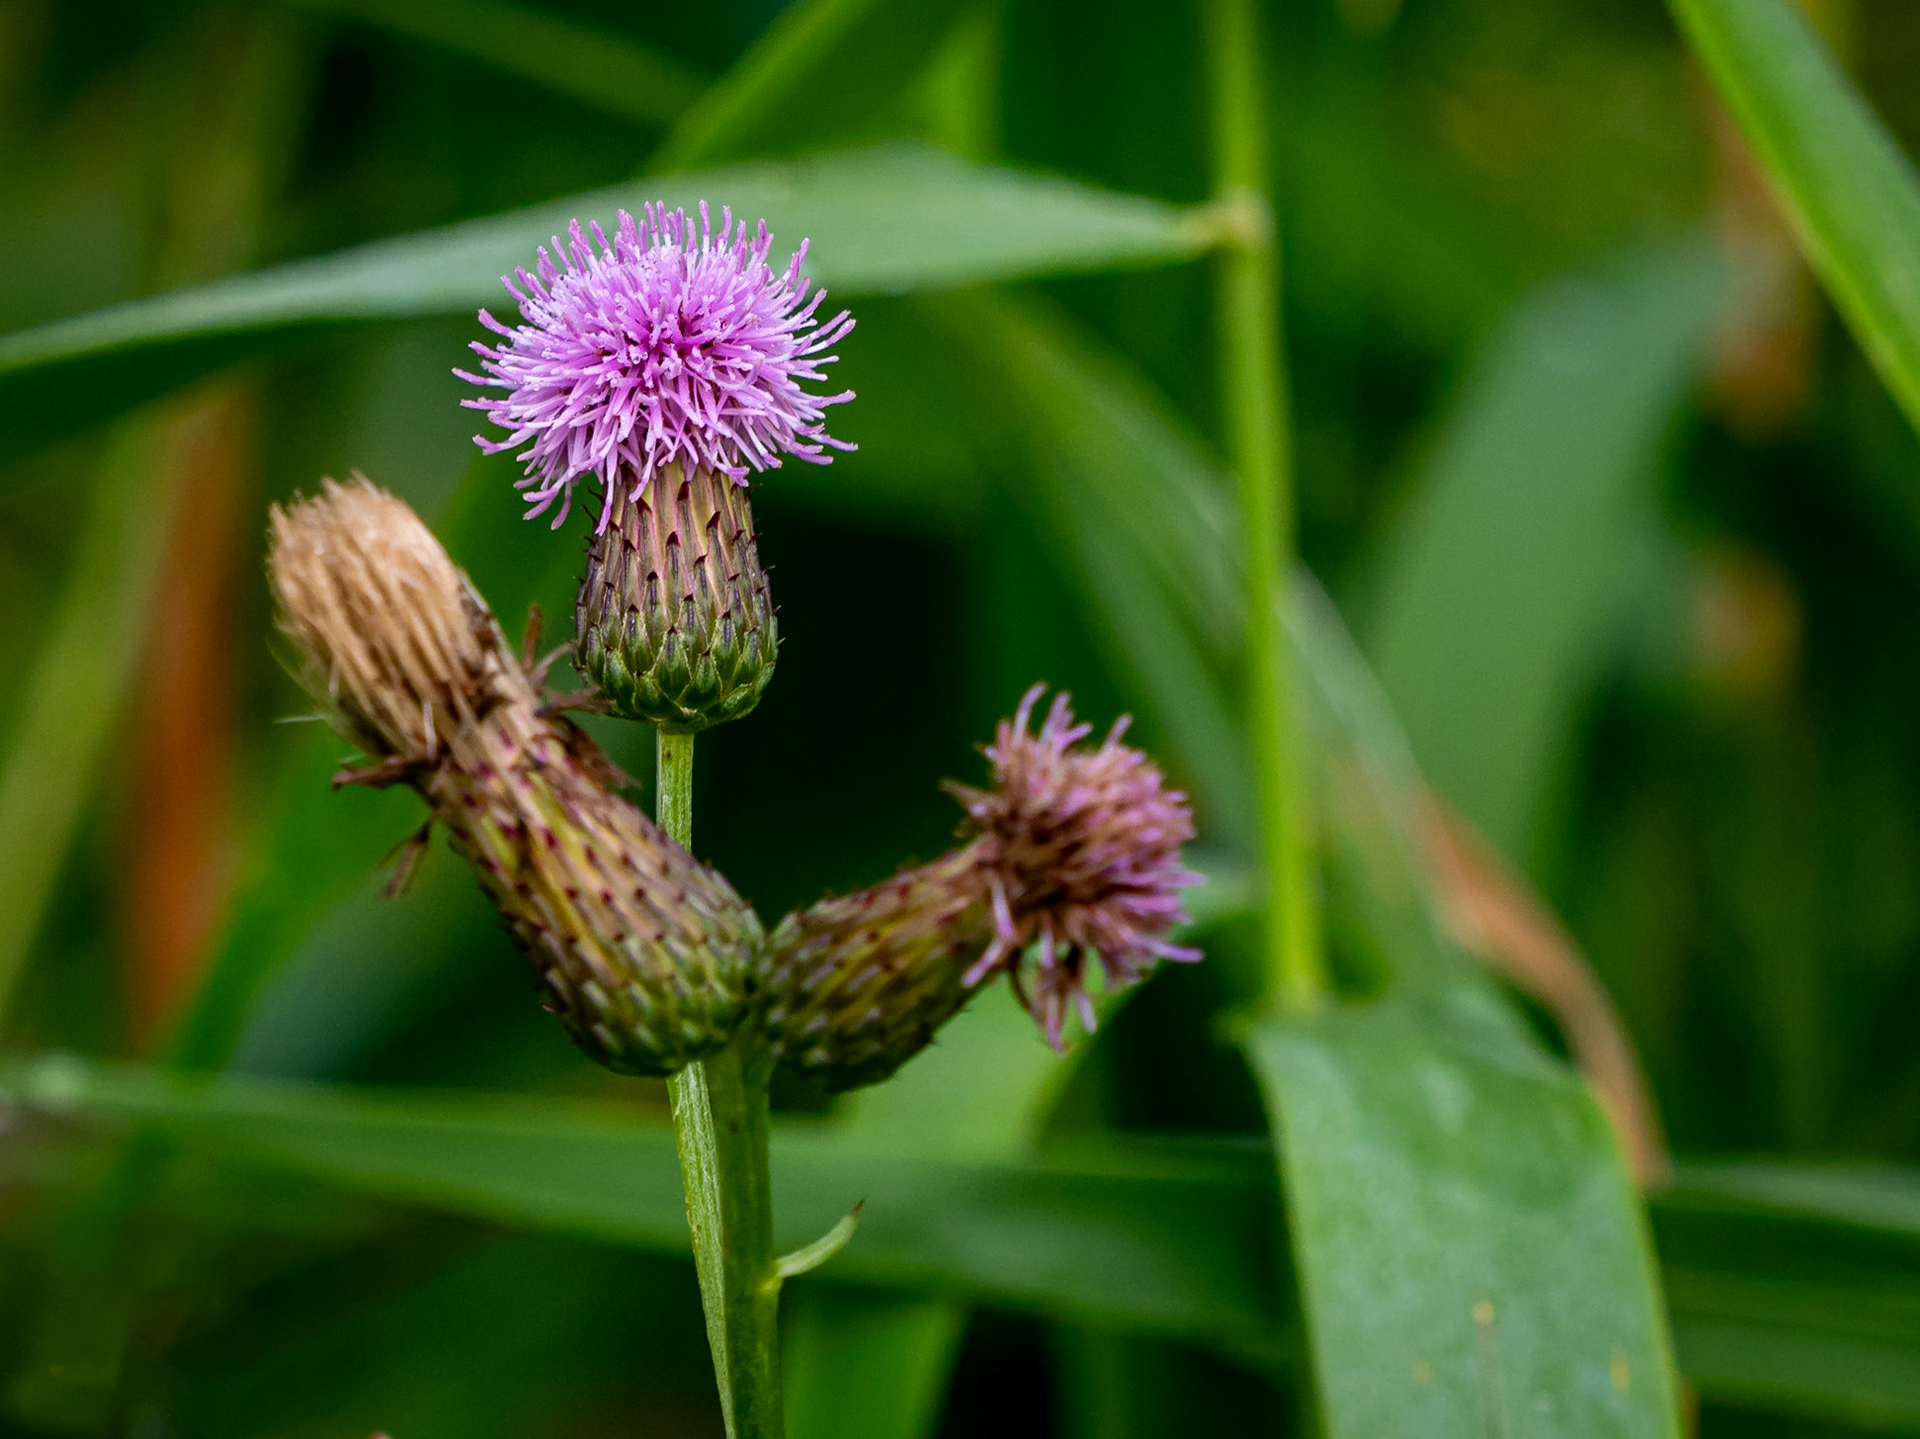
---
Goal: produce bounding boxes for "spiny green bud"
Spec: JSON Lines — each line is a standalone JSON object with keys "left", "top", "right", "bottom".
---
{"left": 764, "top": 845, "right": 990, "bottom": 1091}
{"left": 436, "top": 726, "right": 764, "bottom": 1075}
{"left": 267, "top": 477, "right": 764, "bottom": 1075}
{"left": 576, "top": 465, "right": 776, "bottom": 733}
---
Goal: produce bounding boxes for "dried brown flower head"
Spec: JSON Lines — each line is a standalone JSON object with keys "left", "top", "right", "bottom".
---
{"left": 268, "top": 478, "right": 763, "bottom": 1074}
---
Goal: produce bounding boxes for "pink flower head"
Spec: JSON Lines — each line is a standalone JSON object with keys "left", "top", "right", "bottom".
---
{"left": 459, "top": 202, "right": 855, "bottom": 530}
{"left": 948, "top": 685, "right": 1202, "bottom": 1050}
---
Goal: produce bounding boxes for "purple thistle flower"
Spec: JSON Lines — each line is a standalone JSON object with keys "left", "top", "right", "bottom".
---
{"left": 947, "top": 685, "right": 1203, "bottom": 1049}
{"left": 459, "top": 202, "right": 855, "bottom": 530}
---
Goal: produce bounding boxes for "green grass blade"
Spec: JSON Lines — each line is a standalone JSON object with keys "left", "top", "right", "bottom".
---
{"left": 1366, "top": 244, "right": 1726, "bottom": 860}
{"left": 650, "top": 0, "right": 971, "bottom": 170}
{"left": 6, "top": 1055, "right": 1286, "bottom": 1360}
{"left": 932, "top": 294, "right": 1492, "bottom": 993}
{"left": 14, "top": 1055, "right": 1920, "bottom": 1426}
{"left": 0, "top": 145, "right": 1217, "bottom": 461}
{"left": 282, "top": 0, "right": 706, "bottom": 124}
{"left": 0, "top": 424, "right": 185, "bottom": 1027}
{"left": 1668, "top": 0, "right": 1920, "bottom": 436}
{"left": 1656, "top": 1162, "right": 1920, "bottom": 1428}
{"left": 1244, "top": 996, "right": 1683, "bottom": 1437}
{"left": 930, "top": 294, "right": 1253, "bottom": 848}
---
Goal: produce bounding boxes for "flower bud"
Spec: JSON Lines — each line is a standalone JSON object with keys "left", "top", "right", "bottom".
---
{"left": 764, "top": 846, "right": 989, "bottom": 1091}
{"left": 576, "top": 464, "right": 776, "bottom": 731}
{"left": 268, "top": 478, "right": 764, "bottom": 1075}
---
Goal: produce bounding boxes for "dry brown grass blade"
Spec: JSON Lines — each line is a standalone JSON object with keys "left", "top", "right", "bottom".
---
{"left": 1417, "top": 794, "right": 1671, "bottom": 1189}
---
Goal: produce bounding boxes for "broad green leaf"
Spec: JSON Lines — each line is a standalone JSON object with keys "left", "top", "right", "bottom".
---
{"left": 1244, "top": 997, "right": 1683, "bottom": 1438}
{"left": 282, "top": 0, "right": 707, "bottom": 125}
{"left": 1668, "top": 0, "right": 1920, "bottom": 437}
{"left": 0, "top": 144, "right": 1220, "bottom": 459}
{"left": 1366, "top": 245, "right": 1726, "bottom": 861}
{"left": 6, "top": 1055, "right": 1285, "bottom": 1359}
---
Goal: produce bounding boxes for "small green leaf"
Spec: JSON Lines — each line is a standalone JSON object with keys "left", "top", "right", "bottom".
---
{"left": 1244, "top": 995, "right": 1683, "bottom": 1438}
{"left": 1668, "top": 0, "right": 1920, "bottom": 438}
{"left": 772, "top": 1204, "right": 864, "bottom": 1284}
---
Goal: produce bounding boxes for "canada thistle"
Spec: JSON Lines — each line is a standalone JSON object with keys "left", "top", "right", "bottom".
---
{"left": 266, "top": 478, "right": 763, "bottom": 1075}
{"left": 769, "top": 686, "right": 1203, "bottom": 1087}
{"left": 460, "top": 203, "right": 854, "bottom": 731}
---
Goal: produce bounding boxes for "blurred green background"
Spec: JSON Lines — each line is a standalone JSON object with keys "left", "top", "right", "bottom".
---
{"left": 2, "top": 0, "right": 1919, "bottom": 1435}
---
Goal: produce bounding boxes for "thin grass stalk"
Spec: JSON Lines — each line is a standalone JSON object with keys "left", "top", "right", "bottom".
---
{"left": 1201, "top": 0, "right": 1326, "bottom": 1009}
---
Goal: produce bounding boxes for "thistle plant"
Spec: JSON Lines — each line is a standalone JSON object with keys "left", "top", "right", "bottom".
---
{"left": 259, "top": 204, "right": 1200, "bottom": 1438}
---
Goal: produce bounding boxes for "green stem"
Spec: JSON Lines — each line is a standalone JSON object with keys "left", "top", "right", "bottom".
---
{"left": 657, "top": 729, "right": 697, "bottom": 849}
{"left": 1202, "top": 0, "right": 1327, "bottom": 1010}
{"left": 657, "top": 730, "right": 784, "bottom": 1438}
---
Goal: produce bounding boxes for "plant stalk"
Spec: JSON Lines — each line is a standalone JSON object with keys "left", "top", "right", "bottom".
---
{"left": 1202, "top": 0, "right": 1327, "bottom": 1010}
{"left": 657, "top": 730, "right": 784, "bottom": 1438}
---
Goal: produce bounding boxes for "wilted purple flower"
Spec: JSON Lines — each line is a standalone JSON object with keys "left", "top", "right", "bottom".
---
{"left": 460, "top": 202, "right": 855, "bottom": 530}
{"left": 947, "top": 685, "right": 1202, "bottom": 1049}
